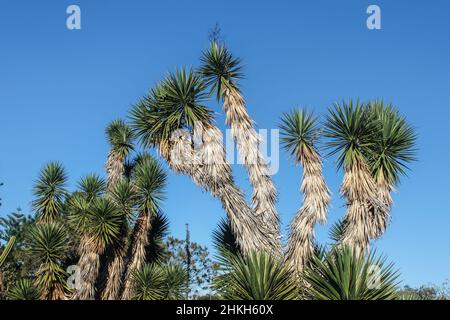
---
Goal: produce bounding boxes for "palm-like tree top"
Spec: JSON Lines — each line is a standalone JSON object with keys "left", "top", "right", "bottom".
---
{"left": 77, "top": 174, "right": 106, "bottom": 201}
{"left": 28, "top": 222, "right": 69, "bottom": 267}
{"left": 86, "top": 198, "right": 123, "bottom": 251}
{"left": 279, "top": 109, "right": 320, "bottom": 164}
{"left": 130, "top": 68, "right": 213, "bottom": 154}
{"left": 324, "top": 99, "right": 377, "bottom": 169}
{"left": 32, "top": 162, "right": 68, "bottom": 223}
{"left": 106, "top": 119, "right": 135, "bottom": 159}
{"left": 133, "top": 154, "right": 167, "bottom": 214}
{"left": 109, "top": 179, "right": 137, "bottom": 221}
{"left": 366, "top": 101, "right": 417, "bottom": 186}
{"left": 199, "top": 41, "right": 244, "bottom": 99}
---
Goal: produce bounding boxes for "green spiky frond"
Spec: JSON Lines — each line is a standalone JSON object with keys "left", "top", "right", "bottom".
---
{"left": 303, "top": 246, "right": 400, "bottom": 300}
{"left": 365, "top": 101, "right": 417, "bottom": 186}
{"left": 214, "top": 251, "right": 298, "bottom": 300}
{"left": 130, "top": 263, "right": 187, "bottom": 300}
{"left": 160, "top": 263, "right": 189, "bottom": 300}
{"left": 77, "top": 174, "right": 106, "bottom": 201}
{"left": 109, "top": 179, "right": 137, "bottom": 221}
{"left": 86, "top": 198, "right": 124, "bottom": 251}
{"left": 130, "top": 69, "right": 213, "bottom": 156}
{"left": 7, "top": 278, "right": 41, "bottom": 300}
{"left": 199, "top": 41, "right": 244, "bottom": 99}
{"left": 324, "top": 100, "right": 377, "bottom": 169}
{"left": 146, "top": 212, "right": 170, "bottom": 264}
{"left": 67, "top": 192, "right": 91, "bottom": 232}
{"left": 133, "top": 154, "right": 167, "bottom": 214}
{"left": 32, "top": 162, "right": 68, "bottom": 223}
{"left": 329, "top": 218, "right": 346, "bottom": 243}
{"left": 279, "top": 109, "right": 320, "bottom": 164}
{"left": 106, "top": 119, "right": 135, "bottom": 159}
{"left": 129, "top": 85, "right": 165, "bottom": 150}
{"left": 212, "top": 218, "right": 241, "bottom": 257}
{"left": 131, "top": 263, "right": 166, "bottom": 300}
{"left": 27, "top": 222, "right": 69, "bottom": 299}
{"left": 28, "top": 223, "right": 68, "bottom": 269}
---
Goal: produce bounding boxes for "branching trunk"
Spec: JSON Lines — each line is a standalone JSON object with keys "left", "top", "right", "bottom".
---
{"left": 285, "top": 149, "right": 330, "bottom": 274}
{"left": 166, "top": 127, "right": 277, "bottom": 255}
{"left": 223, "top": 88, "right": 281, "bottom": 253}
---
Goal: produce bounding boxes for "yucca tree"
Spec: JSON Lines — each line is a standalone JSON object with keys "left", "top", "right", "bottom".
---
{"left": 101, "top": 179, "right": 137, "bottom": 299}
{"left": 28, "top": 222, "right": 69, "bottom": 300}
{"left": 324, "top": 100, "right": 384, "bottom": 251}
{"left": 70, "top": 197, "right": 123, "bottom": 300}
{"left": 200, "top": 42, "right": 281, "bottom": 254}
{"left": 105, "top": 119, "right": 134, "bottom": 190}
{"left": 365, "top": 101, "right": 417, "bottom": 239}
{"left": 121, "top": 154, "right": 166, "bottom": 299}
{"left": 77, "top": 174, "right": 106, "bottom": 201}
{"left": 279, "top": 110, "right": 331, "bottom": 274}
{"left": 32, "top": 162, "right": 68, "bottom": 223}
{"left": 303, "top": 246, "right": 400, "bottom": 300}
{"left": 102, "top": 119, "right": 134, "bottom": 299}
{"left": 7, "top": 278, "right": 41, "bottom": 300}
{"left": 214, "top": 250, "right": 298, "bottom": 300}
{"left": 130, "top": 67, "right": 275, "bottom": 255}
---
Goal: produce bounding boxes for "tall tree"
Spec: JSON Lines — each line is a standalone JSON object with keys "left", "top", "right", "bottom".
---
{"left": 28, "top": 222, "right": 69, "bottom": 300}
{"left": 70, "top": 197, "right": 123, "bottom": 300}
{"left": 121, "top": 154, "right": 166, "bottom": 299}
{"left": 365, "top": 101, "right": 417, "bottom": 239}
{"left": 105, "top": 119, "right": 134, "bottom": 190}
{"left": 130, "top": 68, "right": 275, "bottom": 255}
{"left": 32, "top": 162, "right": 68, "bottom": 223}
{"left": 101, "top": 179, "right": 137, "bottom": 299}
{"left": 324, "top": 100, "right": 385, "bottom": 251}
{"left": 279, "top": 110, "right": 331, "bottom": 274}
{"left": 200, "top": 42, "right": 281, "bottom": 254}
{"left": 102, "top": 119, "right": 135, "bottom": 299}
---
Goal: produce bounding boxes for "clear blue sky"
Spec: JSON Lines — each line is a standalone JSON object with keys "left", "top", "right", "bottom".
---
{"left": 1, "top": 0, "right": 449, "bottom": 287}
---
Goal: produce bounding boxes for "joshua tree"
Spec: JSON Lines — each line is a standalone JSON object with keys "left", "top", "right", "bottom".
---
{"left": 279, "top": 110, "right": 331, "bottom": 274}
{"left": 105, "top": 119, "right": 134, "bottom": 190}
{"left": 324, "top": 100, "right": 385, "bottom": 252}
{"left": 102, "top": 119, "right": 134, "bottom": 299}
{"left": 365, "top": 101, "right": 417, "bottom": 239}
{"left": 100, "top": 179, "right": 137, "bottom": 300}
{"left": 28, "top": 222, "right": 69, "bottom": 300}
{"left": 77, "top": 174, "right": 106, "bottom": 201}
{"left": 121, "top": 154, "right": 167, "bottom": 299}
{"left": 70, "top": 197, "right": 123, "bottom": 300}
{"left": 32, "top": 162, "right": 68, "bottom": 223}
{"left": 130, "top": 67, "right": 275, "bottom": 255}
{"left": 200, "top": 42, "right": 281, "bottom": 254}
